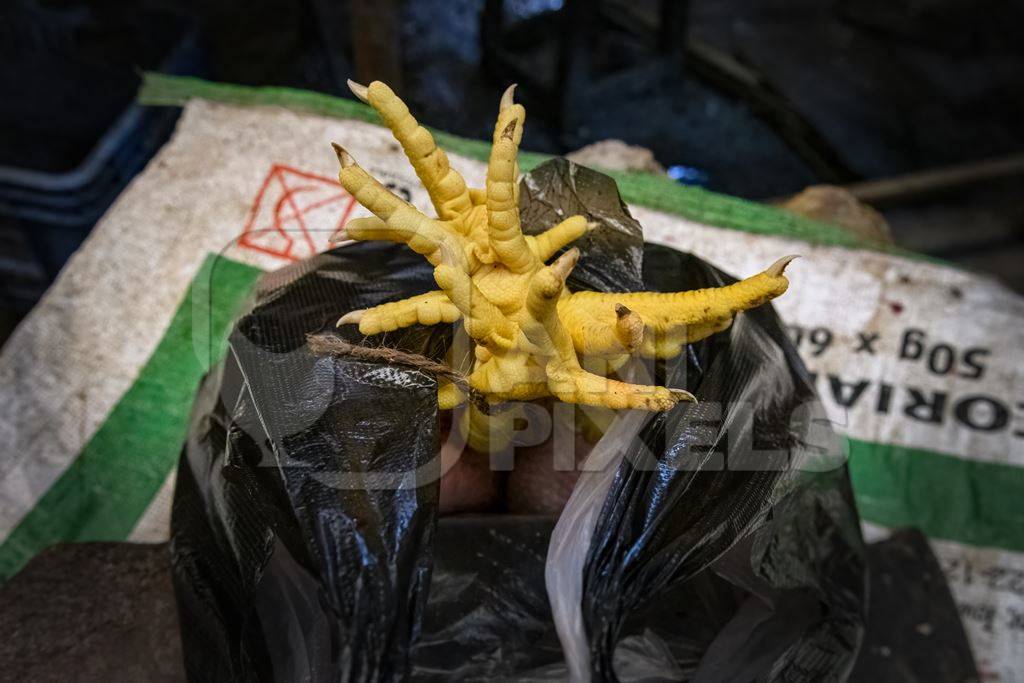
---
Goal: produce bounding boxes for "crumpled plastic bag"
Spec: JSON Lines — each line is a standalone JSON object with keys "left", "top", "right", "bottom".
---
{"left": 171, "top": 158, "right": 867, "bottom": 681}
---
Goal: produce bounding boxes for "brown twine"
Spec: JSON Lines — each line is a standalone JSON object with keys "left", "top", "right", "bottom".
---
{"left": 306, "top": 334, "right": 490, "bottom": 414}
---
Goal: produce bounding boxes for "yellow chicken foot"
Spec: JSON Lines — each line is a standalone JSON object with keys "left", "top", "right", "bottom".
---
{"left": 329, "top": 79, "right": 797, "bottom": 451}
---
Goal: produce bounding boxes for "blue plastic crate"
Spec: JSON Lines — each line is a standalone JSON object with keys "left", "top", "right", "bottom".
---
{"left": 0, "top": 2, "right": 204, "bottom": 308}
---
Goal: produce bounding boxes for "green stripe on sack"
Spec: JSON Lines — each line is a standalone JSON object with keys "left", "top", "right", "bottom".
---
{"left": 847, "top": 440, "right": 1024, "bottom": 552}
{"left": 0, "top": 255, "right": 262, "bottom": 580}
{"left": 139, "top": 73, "right": 919, "bottom": 256}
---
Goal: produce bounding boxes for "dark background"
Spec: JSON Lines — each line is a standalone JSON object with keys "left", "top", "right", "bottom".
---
{"left": 2, "top": 0, "right": 1023, "bottom": 345}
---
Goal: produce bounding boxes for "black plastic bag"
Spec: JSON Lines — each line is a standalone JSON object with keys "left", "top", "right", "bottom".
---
{"left": 171, "top": 159, "right": 867, "bottom": 681}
